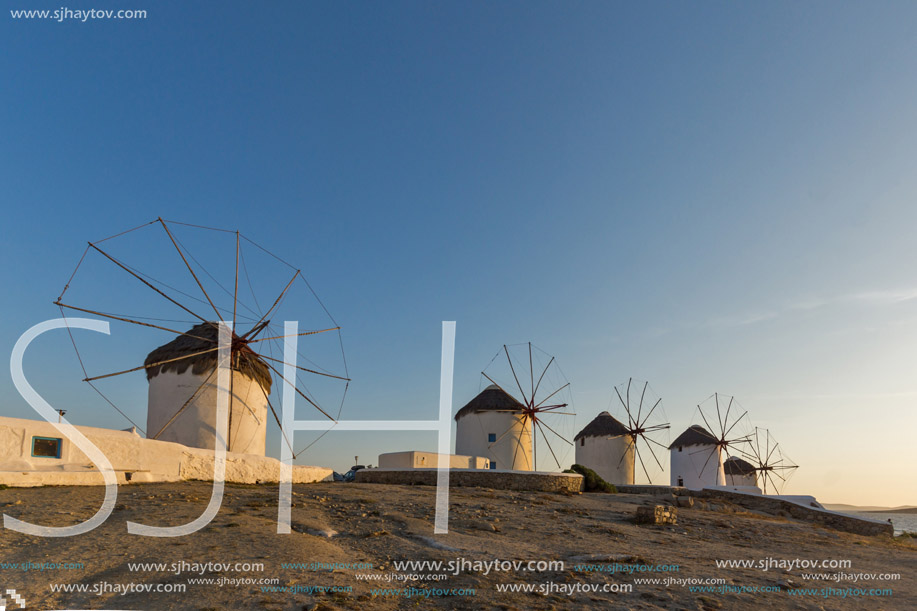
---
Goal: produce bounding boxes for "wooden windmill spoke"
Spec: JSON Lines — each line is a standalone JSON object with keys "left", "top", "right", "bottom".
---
{"left": 721, "top": 395, "right": 734, "bottom": 438}
{"left": 615, "top": 387, "right": 633, "bottom": 429}
{"left": 480, "top": 374, "right": 529, "bottom": 409}
{"left": 55, "top": 301, "right": 215, "bottom": 341}
{"left": 635, "top": 380, "right": 648, "bottom": 431}
{"left": 643, "top": 436, "right": 670, "bottom": 450}
{"left": 528, "top": 343, "right": 535, "bottom": 406}
{"left": 257, "top": 354, "right": 351, "bottom": 381}
{"left": 248, "top": 327, "right": 342, "bottom": 344}
{"left": 531, "top": 356, "right": 554, "bottom": 403}
{"left": 534, "top": 404, "right": 569, "bottom": 412}
{"left": 150, "top": 368, "right": 217, "bottom": 440}
{"left": 635, "top": 443, "right": 652, "bottom": 484}
{"left": 642, "top": 423, "right": 670, "bottom": 432}
{"left": 722, "top": 410, "right": 748, "bottom": 440}
{"left": 714, "top": 393, "right": 725, "bottom": 438}
{"left": 88, "top": 242, "right": 208, "bottom": 323}
{"left": 639, "top": 398, "right": 663, "bottom": 428}
{"left": 534, "top": 420, "right": 562, "bottom": 470}
{"left": 534, "top": 382, "right": 570, "bottom": 409}
{"left": 158, "top": 218, "right": 223, "bottom": 321}
{"left": 533, "top": 418, "right": 573, "bottom": 446}
{"left": 504, "top": 345, "right": 530, "bottom": 406}
{"left": 232, "top": 231, "right": 240, "bottom": 333}
{"left": 695, "top": 406, "right": 719, "bottom": 442}
{"left": 83, "top": 346, "right": 221, "bottom": 382}
{"left": 641, "top": 436, "right": 666, "bottom": 471}
{"left": 698, "top": 445, "right": 720, "bottom": 477}
{"left": 263, "top": 361, "right": 335, "bottom": 422}
{"left": 242, "top": 270, "right": 300, "bottom": 341}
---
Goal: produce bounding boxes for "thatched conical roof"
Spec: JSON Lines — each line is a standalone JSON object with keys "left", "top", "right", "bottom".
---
{"left": 454, "top": 385, "right": 524, "bottom": 421}
{"left": 144, "top": 322, "right": 272, "bottom": 392}
{"left": 574, "top": 411, "right": 629, "bottom": 441}
{"left": 668, "top": 425, "right": 718, "bottom": 449}
{"left": 724, "top": 456, "right": 756, "bottom": 475}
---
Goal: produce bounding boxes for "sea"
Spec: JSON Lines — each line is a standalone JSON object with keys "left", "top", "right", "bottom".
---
{"left": 849, "top": 512, "right": 917, "bottom": 536}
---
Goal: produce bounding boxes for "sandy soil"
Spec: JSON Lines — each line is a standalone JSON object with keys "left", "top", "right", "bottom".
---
{"left": 0, "top": 482, "right": 913, "bottom": 610}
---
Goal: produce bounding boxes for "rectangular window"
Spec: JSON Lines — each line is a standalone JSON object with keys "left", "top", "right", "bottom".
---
{"left": 489, "top": 462, "right": 497, "bottom": 470}
{"left": 31, "top": 436, "right": 62, "bottom": 458}
{"left": 488, "top": 433, "right": 496, "bottom": 442}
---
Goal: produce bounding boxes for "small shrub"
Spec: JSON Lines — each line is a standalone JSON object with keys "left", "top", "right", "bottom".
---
{"left": 568, "top": 464, "right": 616, "bottom": 493}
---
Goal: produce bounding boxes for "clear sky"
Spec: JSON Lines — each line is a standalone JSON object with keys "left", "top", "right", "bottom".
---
{"left": 2, "top": 2, "right": 916, "bottom": 506}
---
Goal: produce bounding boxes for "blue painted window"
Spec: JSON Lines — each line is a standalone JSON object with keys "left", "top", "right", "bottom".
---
{"left": 489, "top": 462, "right": 497, "bottom": 470}
{"left": 488, "top": 433, "right": 496, "bottom": 442}
{"left": 31, "top": 436, "right": 62, "bottom": 458}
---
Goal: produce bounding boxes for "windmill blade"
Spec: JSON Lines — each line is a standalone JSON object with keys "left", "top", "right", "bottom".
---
{"left": 635, "top": 380, "right": 648, "bottom": 431}
{"left": 614, "top": 386, "right": 634, "bottom": 429}
{"left": 635, "top": 442, "right": 652, "bottom": 484}
{"left": 55, "top": 301, "right": 214, "bottom": 341}
{"left": 722, "top": 410, "right": 749, "bottom": 440}
{"left": 695, "top": 404, "right": 719, "bottom": 441}
{"left": 83, "top": 346, "right": 221, "bottom": 382}
{"left": 534, "top": 420, "right": 562, "bottom": 470}
{"left": 533, "top": 417, "right": 573, "bottom": 446}
{"left": 258, "top": 353, "right": 351, "bottom": 381}
{"left": 715, "top": 393, "right": 724, "bottom": 438}
{"left": 528, "top": 343, "right": 535, "bottom": 406}
{"left": 640, "top": 398, "right": 663, "bottom": 428}
{"left": 697, "top": 445, "right": 720, "bottom": 478}
{"left": 504, "top": 345, "right": 531, "bottom": 406}
{"left": 248, "top": 326, "right": 342, "bottom": 344}
{"left": 263, "top": 361, "right": 335, "bottom": 421}
{"left": 158, "top": 217, "right": 223, "bottom": 321}
{"left": 639, "top": 435, "right": 666, "bottom": 472}
{"left": 481, "top": 372, "right": 525, "bottom": 406}
{"left": 721, "top": 395, "right": 734, "bottom": 439}
{"left": 531, "top": 355, "right": 554, "bottom": 403}
{"left": 534, "top": 382, "right": 570, "bottom": 409}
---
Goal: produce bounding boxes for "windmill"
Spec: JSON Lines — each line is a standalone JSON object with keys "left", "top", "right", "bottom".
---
{"left": 738, "top": 427, "right": 798, "bottom": 494}
{"left": 53, "top": 218, "right": 350, "bottom": 460}
{"left": 670, "top": 393, "right": 752, "bottom": 488}
{"left": 610, "top": 377, "right": 671, "bottom": 484}
{"left": 457, "top": 343, "right": 575, "bottom": 472}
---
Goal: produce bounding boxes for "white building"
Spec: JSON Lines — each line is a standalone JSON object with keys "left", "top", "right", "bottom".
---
{"left": 378, "top": 451, "right": 489, "bottom": 470}
{"left": 573, "top": 411, "right": 635, "bottom": 485}
{"left": 146, "top": 322, "right": 269, "bottom": 455}
{"left": 724, "top": 456, "right": 758, "bottom": 487}
{"left": 0, "top": 415, "right": 330, "bottom": 486}
{"left": 669, "top": 425, "right": 725, "bottom": 489}
{"left": 454, "top": 385, "right": 533, "bottom": 471}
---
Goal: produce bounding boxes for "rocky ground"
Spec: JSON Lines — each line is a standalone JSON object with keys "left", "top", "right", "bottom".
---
{"left": 0, "top": 482, "right": 913, "bottom": 610}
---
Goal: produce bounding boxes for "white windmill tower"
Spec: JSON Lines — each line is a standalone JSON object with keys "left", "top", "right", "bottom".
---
{"left": 723, "top": 456, "right": 758, "bottom": 488}
{"left": 574, "top": 412, "right": 633, "bottom": 485}
{"left": 575, "top": 378, "right": 670, "bottom": 485}
{"left": 455, "top": 343, "right": 575, "bottom": 472}
{"left": 145, "top": 321, "right": 273, "bottom": 455}
{"left": 669, "top": 425, "right": 723, "bottom": 489}
{"left": 670, "top": 393, "right": 752, "bottom": 489}
{"left": 455, "top": 385, "right": 533, "bottom": 471}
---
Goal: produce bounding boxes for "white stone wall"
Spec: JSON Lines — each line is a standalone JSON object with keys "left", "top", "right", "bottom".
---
{"left": 574, "top": 434, "right": 635, "bottom": 485}
{"left": 455, "top": 411, "right": 533, "bottom": 471}
{"left": 147, "top": 369, "right": 268, "bottom": 456}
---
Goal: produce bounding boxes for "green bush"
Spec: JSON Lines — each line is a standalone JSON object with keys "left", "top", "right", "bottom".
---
{"left": 567, "top": 464, "right": 616, "bottom": 493}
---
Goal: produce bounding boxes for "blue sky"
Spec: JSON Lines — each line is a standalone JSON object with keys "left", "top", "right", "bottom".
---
{"left": 2, "top": 2, "right": 916, "bottom": 505}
